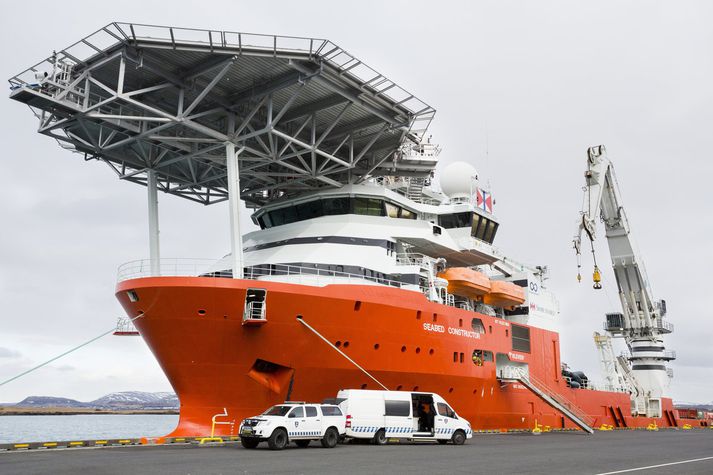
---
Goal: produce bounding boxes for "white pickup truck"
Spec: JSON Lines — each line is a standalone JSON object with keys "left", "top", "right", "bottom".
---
{"left": 239, "top": 402, "right": 346, "bottom": 450}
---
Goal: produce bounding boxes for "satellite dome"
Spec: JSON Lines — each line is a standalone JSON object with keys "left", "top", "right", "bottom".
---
{"left": 439, "top": 162, "right": 479, "bottom": 199}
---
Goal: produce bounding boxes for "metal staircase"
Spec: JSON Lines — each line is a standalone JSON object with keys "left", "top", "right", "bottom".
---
{"left": 406, "top": 177, "right": 426, "bottom": 202}
{"left": 501, "top": 369, "right": 594, "bottom": 433}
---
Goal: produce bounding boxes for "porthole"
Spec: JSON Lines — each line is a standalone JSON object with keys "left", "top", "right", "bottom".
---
{"left": 335, "top": 341, "right": 342, "bottom": 348}
{"left": 413, "top": 386, "right": 419, "bottom": 391}
{"left": 374, "top": 343, "right": 380, "bottom": 350}
{"left": 415, "top": 347, "right": 421, "bottom": 354}
{"left": 354, "top": 301, "right": 362, "bottom": 311}
{"left": 448, "top": 388, "right": 454, "bottom": 393}
{"left": 198, "top": 309, "right": 206, "bottom": 316}
{"left": 429, "top": 349, "right": 434, "bottom": 355}
{"left": 343, "top": 341, "right": 350, "bottom": 348}
{"left": 361, "top": 383, "right": 367, "bottom": 389}
{"left": 396, "top": 385, "right": 403, "bottom": 390}
{"left": 401, "top": 346, "right": 407, "bottom": 353}
{"left": 416, "top": 311, "right": 422, "bottom": 320}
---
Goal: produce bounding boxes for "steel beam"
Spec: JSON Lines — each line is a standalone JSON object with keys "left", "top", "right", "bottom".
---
{"left": 147, "top": 169, "right": 161, "bottom": 275}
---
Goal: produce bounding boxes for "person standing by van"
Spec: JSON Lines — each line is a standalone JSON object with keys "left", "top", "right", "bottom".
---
{"left": 420, "top": 402, "right": 435, "bottom": 432}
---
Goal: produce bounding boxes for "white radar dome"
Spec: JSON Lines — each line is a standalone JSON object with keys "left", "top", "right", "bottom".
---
{"left": 439, "top": 162, "right": 479, "bottom": 199}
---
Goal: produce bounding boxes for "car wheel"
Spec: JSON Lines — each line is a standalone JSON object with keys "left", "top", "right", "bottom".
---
{"left": 437, "top": 439, "right": 448, "bottom": 445}
{"left": 451, "top": 430, "right": 466, "bottom": 446}
{"left": 295, "top": 439, "right": 311, "bottom": 448}
{"left": 267, "top": 428, "right": 288, "bottom": 450}
{"left": 373, "top": 429, "right": 387, "bottom": 446}
{"left": 321, "top": 427, "right": 339, "bottom": 448}
{"left": 240, "top": 437, "right": 259, "bottom": 449}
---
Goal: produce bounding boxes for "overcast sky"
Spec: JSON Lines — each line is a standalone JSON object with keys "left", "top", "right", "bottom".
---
{"left": 0, "top": 1, "right": 711, "bottom": 404}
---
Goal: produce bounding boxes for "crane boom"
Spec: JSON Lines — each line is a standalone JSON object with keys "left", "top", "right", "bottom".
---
{"left": 574, "top": 145, "right": 674, "bottom": 418}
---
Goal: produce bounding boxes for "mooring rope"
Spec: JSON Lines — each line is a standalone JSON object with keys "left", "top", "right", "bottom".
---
{"left": 0, "top": 314, "right": 143, "bottom": 388}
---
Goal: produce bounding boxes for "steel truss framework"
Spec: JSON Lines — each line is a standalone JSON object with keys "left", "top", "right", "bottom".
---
{"left": 9, "top": 22, "right": 436, "bottom": 207}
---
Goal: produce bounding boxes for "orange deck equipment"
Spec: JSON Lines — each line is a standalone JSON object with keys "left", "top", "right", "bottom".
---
{"left": 483, "top": 280, "right": 526, "bottom": 308}
{"left": 438, "top": 267, "right": 491, "bottom": 300}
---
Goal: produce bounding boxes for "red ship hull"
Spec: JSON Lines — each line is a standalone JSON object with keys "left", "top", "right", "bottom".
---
{"left": 116, "top": 277, "right": 696, "bottom": 436}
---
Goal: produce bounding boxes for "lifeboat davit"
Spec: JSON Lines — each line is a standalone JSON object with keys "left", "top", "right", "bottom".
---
{"left": 438, "top": 267, "right": 491, "bottom": 300}
{"left": 483, "top": 280, "right": 526, "bottom": 308}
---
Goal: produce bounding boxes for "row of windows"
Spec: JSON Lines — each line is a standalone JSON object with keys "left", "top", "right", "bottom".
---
{"left": 255, "top": 197, "right": 418, "bottom": 229}
{"left": 437, "top": 212, "right": 499, "bottom": 244}
{"left": 384, "top": 400, "right": 456, "bottom": 418}
{"left": 288, "top": 406, "right": 344, "bottom": 418}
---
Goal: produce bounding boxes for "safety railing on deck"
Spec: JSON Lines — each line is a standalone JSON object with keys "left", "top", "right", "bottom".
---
{"left": 524, "top": 372, "right": 596, "bottom": 428}
{"left": 394, "top": 252, "right": 429, "bottom": 267}
{"left": 117, "top": 259, "right": 426, "bottom": 293}
{"left": 117, "top": 258, "right": 231, "bottom": 282}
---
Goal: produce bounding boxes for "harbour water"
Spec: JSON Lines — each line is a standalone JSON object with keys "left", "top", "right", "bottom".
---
{"left": 0, "top": 414, "right": 178, "bottom": 444}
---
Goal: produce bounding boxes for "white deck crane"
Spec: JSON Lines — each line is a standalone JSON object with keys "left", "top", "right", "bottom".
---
{"left": 574, "top": 145, "right": 674, "bottom": 418}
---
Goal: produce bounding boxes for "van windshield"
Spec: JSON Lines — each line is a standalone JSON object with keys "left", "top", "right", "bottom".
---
{"left": 263, "top": 405, "right": 292, "bottom": 416}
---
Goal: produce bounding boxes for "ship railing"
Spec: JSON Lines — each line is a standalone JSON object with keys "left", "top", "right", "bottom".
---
{"left": 117, "top": 258, "right": 231, "bottom": 282}
{"left": 394, "top": 252, "right": 429, "bottom": 267}
{"left": 244, "top": 263, "right": 424, "bottom": 291}
{"left": 518, "top": 369, "right": 596, "bottom": 427}
{"left": 117, "top": 258, "right": 429, "bottom": 293}
{"left": 9, "top": 23, "right": 433, "bottom": 132}
{"left": 653, "top": 318, "right": 674, "bottom": 333}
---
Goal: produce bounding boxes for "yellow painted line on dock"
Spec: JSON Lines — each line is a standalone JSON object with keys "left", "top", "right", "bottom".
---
{"left": 95, "top": 440, "right": 108, "bottom": 445}
{"left": 43, "top": 442, "right": 58, "bottom": 447}
{"left": 118, "top": 440, "right": 131, "bottom": 444}
{"left": 13, "top": 444, "right": 29, "bottom": 448}
{"left": 69, "top": 441, "right": 84, "bottom": 446}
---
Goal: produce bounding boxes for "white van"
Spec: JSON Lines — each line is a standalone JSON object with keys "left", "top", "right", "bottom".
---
{"left": 336, "top": 389, "right": 472, "bottom": 445}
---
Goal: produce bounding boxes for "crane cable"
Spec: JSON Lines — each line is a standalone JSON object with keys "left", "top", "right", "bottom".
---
{"left": 0, "top": 314, "right": 144, "bottom": 388}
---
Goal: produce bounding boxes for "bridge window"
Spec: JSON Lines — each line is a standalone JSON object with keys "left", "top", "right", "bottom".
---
{"left": 354, "top": 197, "right": 384, "bottom": 216}
{"left": 323, "top": 197, "right": 350, "bottom": 215}
{"left": 399, "top": 208, "right": 416, "bottom": 219}
{"left": 512, "top": 324, "right": 531, "bottom": 353}
{"left": 439, "top": 212, "right": 472, "bottom": 229}
{"left": 256, "top": 196, "right": 417, "bottom": 229}
{"left": 471, "top": 214, "right": 499, "bottom": 244}
{"left": 296, "top": 200, "right": 324, "bottom": 220}
{"left": 385, "top": 202, "right": 400, "bottom": 218}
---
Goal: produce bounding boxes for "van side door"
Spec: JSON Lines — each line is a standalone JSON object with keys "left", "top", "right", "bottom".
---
{"left": 384, "top": 399, "right": 412, "bottom": 437}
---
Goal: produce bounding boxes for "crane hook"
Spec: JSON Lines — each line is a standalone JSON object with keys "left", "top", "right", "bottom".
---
{"left": 593, "top": 265, "right": 602, "bottom": 290}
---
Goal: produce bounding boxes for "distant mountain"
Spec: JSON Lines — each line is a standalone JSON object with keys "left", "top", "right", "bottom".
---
{"left": 7, "top": 392, "right": 179, "bottom": 410}
{"left": 14, "top": 396, "right": 88, "bottom": 408}
{"left": 90, "top": 391, "right": 178, "bottom": 409}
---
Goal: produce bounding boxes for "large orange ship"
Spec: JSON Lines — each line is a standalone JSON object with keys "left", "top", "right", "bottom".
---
{"left": 115, "top": 274, "right": 682, "bottom": 436}
{"left": 9, "top": 22, "right": 700, "bottom": 439}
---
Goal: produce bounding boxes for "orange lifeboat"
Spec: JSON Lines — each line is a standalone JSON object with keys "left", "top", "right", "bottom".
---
{"left": 438, "top": 267, "right": 491, "bottom": 300}
{"left": 483, "top": 280, "right": 526, "bottom": 308}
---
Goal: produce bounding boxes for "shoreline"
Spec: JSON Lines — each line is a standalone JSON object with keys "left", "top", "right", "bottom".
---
{"left": 0, "top": 407, "right": 178, "bottom": 416}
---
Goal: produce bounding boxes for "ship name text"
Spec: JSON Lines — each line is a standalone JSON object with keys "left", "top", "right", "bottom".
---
{"left": 422, "top": 323, "right": 481, "bottom": 339}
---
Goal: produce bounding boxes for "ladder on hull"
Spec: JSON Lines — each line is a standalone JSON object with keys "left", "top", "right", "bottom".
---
{"left": 500, "top": 369, "right": 594, "bottom": 434}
